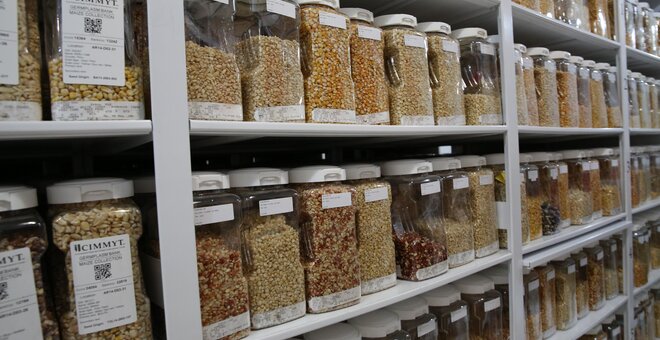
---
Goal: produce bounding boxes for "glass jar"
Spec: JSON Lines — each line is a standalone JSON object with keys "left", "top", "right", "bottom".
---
{"left": 589, "top": 62, "right": 609, "bottom": 128}
{"left": 513, "top": 44, "right": 531, "bottom": 126}
{"left": 571, "top": 251, "right": 589, "bottom": 319}
{"left": 625, "top": 0, "right": 638, "bottom": 47}
{"left": 603, "top": 66, "right": 622, "bottom": 127}
{"left": 423, "top": 284, "right": 470, "bottom": 340}
{"left": 535, "top": 264, "right": 557, "bottom": 338}
{"left": 47, "top": 178, "right": 152, "bottom": 338}
{"left": 584, "top": 243, "right": 606, "bottom": 311}
{"left": 638, "top": 74, "right": 653, "bottom": 129}
{"left": 640, "top": 2, "right": 658, "bottom": 55}
{"left": 528, "top": 47, "right": 560, "bottom": 127}
{"left": 587, "top": 151, "right": 603, "bottom": 220}
{"left": 299, "top": 0, "right": 356, "bottom": 123}
{"left": 456, "top": 156, "right": 498, "bottom": 257}
{"left": 483, "top": 266, "right": 510, "bottom": 340}
{"left": 514, "top": 0, "right": 540, "bottom": 11}
{"left": 454, "top": 274, "right": 503, "bottom": 340}
{"left": 599, "top": 239, "right": 619, "bottom": 300}
{"left": 348, "top": 309, "right": 412, "bottom": 340}
{"left": 375, "top": 14, "right": 434, "bottom": 126}
{"left": 418, "top": 22, "right": 465, "bottom": 126}
{"left": 428, "top": 157, "right": 474, "bottom": 267}
{"left": 656, "top": 13, "right": 660, "bottom": 55}
{"left": 228, "top": 168, "right": 306, "bottom": 328}
{"left": 579, "top": 326, "right": 608, "bottom": 340}
{"left": 43, "top": 0, "right": 145, "bottom": 120}
{"left": 521, "top": 154, "right": 543, "bottom": 240}
{"left": 649, "top": 211, "right": 660, "bottom": 269}
{"left": 305, "top": 323, "right": 361, "bottom": 340}
{"left": 521, "top": 44, "right": 540, "bottom": 126}
{"left": 572, "top": 56, "right": 593, "bottom": 127}
{"left": 591, "top": 148, "right": 622, "bottom": 216}
{"left": 588, "top": 0, "right": 612, "bottom": 38}
{"left": 550, "top": 255, "right": 578, "bottom": 330}
{"left": 555, "top": 0, "right": 582, "bottom": 27}
{"left": 633, "top": 222, "right": 650, "bottom": 288}
{"left": 529, "top": 152, "right": 561, "bottom": 236}
{"left": 381, "top": 160, "right": 448, "bottom": 281}
{"left": 523, "top": 268, "right": 543, "bottom": 340}
{"left": 289, "top": 165, "right": 360, "bottom": 312}
{"left": 650, "top": 79, "right": 659, "bottom": 128}
{"left": 554, "top": 153, "right": 571, "bottom": 229}
{"left": 0, "top": 187, "right": 59, "bottom": 338}
{"left": 629, "top": 71, "right": 642, "bottom": 128}
{"left": 451, "top": 28, "right": 502, "bottom": 125}
{"left": 387, "top": 297, "right": 438, "bottom": 340}
{"left": 486, "top": 35, "right": 502, "bottom": 92}
{"left": 540, "top": 0, "right": 555, "bottom": 18}
{"left": 550, "top": 51, "right": 579, "bottom": 127}
{"left": 602, "top": 315, "right": 623, "bottom": 340}
{"left": 561, "top": 150, "right": 593, "bottom": 225}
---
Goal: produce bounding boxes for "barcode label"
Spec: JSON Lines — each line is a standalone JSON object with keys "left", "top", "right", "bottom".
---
{"left": 580, "top": 258, "right": 587, "bottom": 266}
{"left": 591, "top": 162, "right": 599, "bottom": 170}
{"left": 568, "top": 264, "right": 576, "bottom": 274}
{"left": 450, "top": 308, "right": 467, "bottom": 323}
{"left": 546, "top": 270, "right": 555, "bottom": 281}
{"left": 612, "top": 159, "right": 619, "bottom": 167}
{"left": 194, "top": 204, "right": 235, "bottom": 225}
{"left": 404, "top": 34, "right": 426, "bottom": 48}
{"left": 319, "top": 11, "right": 346, "bottom": 29}
{"left": 596, "top": 251, "right": 604, "bottom": 260}
{"left": 259, "top": 197, "right": 294, "bottom": 216}
{"left": 417, "top": 320, "right": 436, "bottom": 336}
{"left": 421, "top": 181, "right": 441, "bottom": 196}
{"left": 550, "top": 168, "right": 558, "bottom": 179}
{"left": 529, "top": 279, "right": 539, "bottom": 291}
{"left": 480, "top": 44, "right": 495, "bottom": 55}
{"left": 523, "top": 58, "right": 533, "bottom": 69}
{"left": 357, "top": 26, "right": 381, "bottom": 40}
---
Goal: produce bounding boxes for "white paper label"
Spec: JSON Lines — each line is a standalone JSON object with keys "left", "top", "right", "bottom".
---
{"left": 523, "top": 58, "right": 533, "bottom": 69}
{"left": 484, "top": 297, "right": 500, "bottom": 312}
{"left": 442, "top": 40, "right": 459, "bottom": 54}
{"left": 560, "top": 165, "right": 568, "bottom": 174}
{"left": 608, "top": 244, "right": 617, "bottom": 253}
{"left": 580, "top": 257, "right": 587, "bottom": 266}
{"left": 251, "top": 301, "right": 305, "bottom": 329}
{"left": 266, "top": 0, "right": 295, "bottom": 18}
{"left": 322, "top": 192, "right": 352, "bottom": 209}
{"left": 356, "top": 111, "right": 390, "bottom": 124}
{"left": 582, "top": 162, "right": 590, "bottom": 171}
{"left": 567, "top": 64, "right": 577, "bottom": 74}
{"left": 550, "top": 168, "right": 558, "bottom": 179}
{"left": 0, "top": 101, "right": 41, "bottom": 120}
{"left": 579, "top": 68, "right": 589, "bottom": 78}
{"left": 0, "top": 0, "right": 19, "bottom": 85}
{"left": 399, "top": 115, "right": 434, "bottom": 125}
{"left": 453, "top": 177, "right": 469, "bottom": 190}
{"left": 528, "top": 170, "right": 538, "bottom": 182}
{"left": 450, "top": 308, "right": 467, "bottom": 323}
{"left": 547, "top": 270, "right": 555, "bottom": 281}
{"left": 318, "top": 11, "right": 346, "bottom": 29}
{"left": 421, "top": 181, "right": 441, "bottom": 196}
{"left": 364, "top": 187, "right": 388, "bottom": 203}
{"left": 0, "top": 247, "right": 43, "bottom": 340}
{"left": 479, "top": 174, "right": 494, "bottom": 185}
{"left": 414, "top": 261, "right": 448, "bottom": 280}
{"left": 596, "top": 251, "right": 604, "bottom": 260}
{"left": 591, "top": 162, "right": 599, "bottom": 170}
{"left": 592, "top": 72, "right": 602, "bottom": 81}
{"left": 357, "top": 25, "right": 381, "bottom": 41}
{"left": 608, "top": 73, "right": 615, "bottom": 83}
{"left": 612, "top": 326, "right": 620, "bottom": 336}
{"left": 360, "top": 273, "right": 396, "bottom": 295}
{"left": 212, "top": 0, "right": 229, "bottom": 3}
{"left": 404, "top": 34, "right": 426, "bottom": 48}
{"left": 308, "top": 286, "right": 360, "bottom": 312}
{"left": 253, "top": 105, "right": 304, "bottom": 122}
{"left": 417, "top": 320, "right": 436, "bottom": 336}
{"left": 259, "top": 197, "right": 293, "bottom": 216}
{"left": 545, "top": 63, "right": 556, "bottom": 72}
{"left": 437, "top": 114, "right": 466, "bottom": 125}
{"left": 529, "top": 279, "right": 540, "bottom": 291}
{"left": 480, "top": 44, "right": 495, "bottom": 55}
{"left": 189, "top": 102, "right": 242, "bottom": 121}
{"left": 612, "top": 159, "right": 619, "bottom": 167}
{"left": 70, "top": 234, "right": 136, "bottom": 334}
{"left": 496, "top": 202, "right": 509, "bottom": 231}
{"left": 52, "top": 101, "right": 144, "bottom": 121}
{"left": 202, "top": 311, "right": 250, "bottom": 340}
{"left": 312, "top": 108, "right": 356, "bottom": 123}
{"left": 568, "top": 264, "right": 576, "bottom": 274}
{"left": 194, "top": 204, "right": 235, "bottom": 226}
{"left": 656, "top": 226, "right": 660, "bottom": 232}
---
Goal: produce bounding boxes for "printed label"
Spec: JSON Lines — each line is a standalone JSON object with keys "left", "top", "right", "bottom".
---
{"left": 591, "top": 162, "right": 599, "bottom": 170}
{"left": 189, "top": 102, "right": 242, "bottom": 121}
{"left": 528, "top": 170, "right": 538, "bottom": 182}
{"left": 567, "top": 64, "right": 577, "bottom": 74}
{"left": 580, "top": 257, "right": 587, "bottom": 266}
{"left": 550, "top": 168, "right": 558, "bottom": 179}
{"left": 592, "top": 72, "right": 602, "bottom": 81}
{"left": 70, "top": 234, "right": 136, "bottom": 334}
{"left": 253, "top": 105, "right": 304, "bottom": 122}
{"left": 568, "top": 264, "right": 576, "bottom": 274}
{"left": 203, "top": 311, "right": 250, "bottom": 340}
{"left": 579, "top": 68, "right": 589, "bottom": 78}
{"left": 547, "top": 270, "right": 555, "bottom": 281}
{"left": 612, "top": 326, "right": 620, "bottom": 336}
{"left": 453, "top": 177, "right": 469, "bottom": 190}
{"left": 529, "top": 279, "right": 540, "bottom": 291}
{"left": 308, "top": 286, "right": 360, "bottom": 312}
{"left": 357, "top": 25, "right": 381, "bottom": 41}
{"left": 360, "top": 273, "right": 396, "bottom": 295}
{"left": 643, "top": 158, "right": 651, "bottom": 167}
{"left": 523, "top": 58, "right": 533, "bottom": 69}
{"left": 545, "top": 63, "right": 556, "bottom": 72}
{"left": 560, "top": 165, "right": 568, "bottom": 174}
{"left": 420, "top": 181, "right": 441, "bottom": 196}
{"left": 480, "top": 44, "right": 495, "bottom": 55}
{"left": 612, "top": 159, "right": 619, "bottom": 167}
{"left": 450, "top": 308, "right": 468, "bottom": 323}
{"left": 415, "top": 261, "right": 448, "bottom": 280}
{"left": 52, "top": 101, "right": 144, "bottom": 121}
{"left": 484, "top": 297, "right": 500, "bottom": 312}
{"left": 657, "top": 226, "right": 660, "bottom": 232}
{"left": 417, "top": 320, "right": 436, "bottom": 336}
{"left": 364, "top": 187, "right": 388, "bottom": 203}
{"left": 259, "top": 197, "right": 293, "bottom": 216}
{"left": 318, "top": 11, "right": 346, "bottom": 29}
{"left": 194, "top": 204, "right": 235, "bottom": 226}
{"left": 399, "top": 115, "right": 434, "bottom": 125}
{"left": 582, "top": 162, "right": 590, "bottom": 171}
{"left": 608, "top": 73, "right": 616, "bottom": 83}
{"left": 596, "top": 251, "right": 604, "bottom": 260}
{"left": 212, "top": 0, "right": 229, "bottom": 3}
{"left": 251, "top": 301, "right": 305, "bottom": 329}
{"left": 442, "top": 40, "right": 459, "bottom": 54}
{"left": 496, "top": 202, "right": 509, "bottom": 231}
{"left": 266, "top": 0, "right": 296, "bottom": 19}
{"left": 312, "top": 108, "right": 356, "bottom": 123}
{"left": 0, "top": 0, "right": 19, "bottom": 85}
{"left": 611, "top": 244, "right": 617, "bottom": 252}
{"left": 404, "top": 34, "right": 426, "bottom": 48}
{"left": 0, "top": 247, "right": 43, "bottom": 340}
{"left": 322, "top": 192, "right": 352, "bottom": 209}
{"left": 480, "top": 174, "right": 494, "bottom": 185}
{"left": 356, "top": 111, "right": 390, "bottom": 125}
{"left": 437, "top": 114, "right": 466, "bottom": 125}
{"left": 0, "top": 101, "right": 41, "bottom": 120}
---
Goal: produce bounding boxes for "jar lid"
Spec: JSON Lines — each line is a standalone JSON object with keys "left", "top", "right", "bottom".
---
{"left": 630, "top": 146, "right": 643, "bottom": 154}
{"left": 639, "top": 2, "right": 650, "bottom": 8}
{"left": 581, "top": 59, "right": 596, "bottom": 67}
{"left": 486, "top": 34, "right": 500, "bottom": 45}
{"left": 526, "top": 47, "right": 549, "bottom": 57}
{"left": 485, "top": 153, "right": 504, "bottom": 165}
{"left": 0, "top": 186, "right": 38, "bottom": 212}
{"left": 417, "top": 21, "right": 451, "bottom": 34}
{"left": 348, "top": 309, "right": 401, "bottom": 337}
{"left": 228, "top": 168, "right": 288, "bottom": 187}
{"left": 338, "top": 8, "right": 373, "bottom": 23}
{"left": 296, "top": 0, "right": 338, "bottom": 9}
{"left": 514, "top": 43, "right": 527, "bottom": 53}
{"left": 640, "top": 75, "right": 647, "bottom": 81}
{"left": 304, "top": 323, "right": 360, "bottom": 340}
{"left": 47, "top": 178, "right": 133, "bottom": 204}
{"left": 455, "top": 155, "right": 486, "bottom": 168}
{"left": 454, "top": 274, "right": 495, "bottom": 294}
{"left": 519, "top": 153, "right": 533, "bottom": 163}
{"left": 386, "top": 296, "right": 429, "bottom": 320}
{"left": 608, "top": 66, "right": 617, "bottom": 73}
{"left": 374, "top": 14, "right": 417, "bottom": 28}
{"left": 560, "top": 149, "right": 587, "bottom": 160}
{"left": 591, "top": 148, "right": 614, "bottom": 157}
{"left": 527, "top": 152, "right": 553, "bottom": 163}
{"left": 647, "top": 77, "right": 656, "bottom": 82}
{"left": 450, "top": 27, "right": 487, "bottom": 40}
{"left": 381, "top": 159, "right": 432, "bottom": 176}
{"left": 423, "top": 284, "right": 461, "bottom": 306}
{"left": 289, "top": 165, "right": 346, "bottom": 183}
{"left": 427, "top": 157, "right": 461, "bottom": 171}
{"left": 549, "top": 50, "right": 571, "bottom": 60}
{"left": 569, "top": 55, "right": 584, "bottom": 64}
{"left": 191, "top": 171, "right": 230, "bottom": 191}
{"left": 342, "top": 163, "right": 381, "bottom": 180}
{"left": 627, "top": 70, "right": 634, "bottom": 77}
{"left": 631, "top": 71, "right": 642, "bottom": 78}
{"left": 133, "top": 176, "right": 156, "bottom": 194}
{"left": 594, "top": 62, "right": 610, "bottom": 70}
{"left": 482, "top": 265, "right": 509, "bottom": 285}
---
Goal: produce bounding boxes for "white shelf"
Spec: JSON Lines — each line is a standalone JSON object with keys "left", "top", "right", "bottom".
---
{"left": 518, "top": 126, "right": 623, "bottom": 139}
{"left": 523, "top": 214, "right": 626, "bottom": 254}
{"left": 0, "top": 120, "right": 152, "bottom": 141}
{"left": 626, "top": 47, "right": 660, "bottom": 78}
{"left": 245, "top": 250, "right": 512, "bottom": 340}
{"left": 630, "top": 128, "right": 660, "bottom": 135}
{"left": 547, "top": 295, "right": 628, "bottom": 340}
{"left": 634, "top": 269, "right": 660, "bottom": 296}
{"left": 632, "top": 198, "right": 660, "bottom": 215}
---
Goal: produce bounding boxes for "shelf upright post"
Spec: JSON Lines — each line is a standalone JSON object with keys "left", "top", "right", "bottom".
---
{"left": 147, "top": 0, "right": 202, "bottom": 338}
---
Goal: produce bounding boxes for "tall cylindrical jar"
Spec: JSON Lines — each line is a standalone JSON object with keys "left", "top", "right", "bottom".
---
{"left": 550, "top": 51, "right": 579, "bottom": 127}
{"left": 417, "top": 22, "right": 466, "bottom": 126}
{"left": 561, "top": 150, "right": 593, "bottom": 225}
{"left": 451, "top": 28, "right": 502, "bottom": 125}
{"left": 586, "top": 150, "right": 603, "bottom": 220}
{"left": 454, "top": 274, "right": 504, "bottom": 340}
{"left": 555, "top": 0, "right": 582, "bottom": 27}
{"left": 650, "top": 146, "right": 660, "bottom": 199}
{"left": 423, "top": 285, "right": 470, "bottom": 340}
{"left": 603, "top": 66, "right": 623, "bottom": 127}
{"left": 535, "top": 264, "right": 557, "bottom": 338}
{"left": 629, "top": 70, "right": 642, "bottom": 128}
{"left": 571, "top": 251, "right": 589, "bottom": 319}
{"left": 590, "top": 62, "right": 609, "bottom": 128}
{"left": 348, "top": 309, "right": 412, "bottom": 340}
{"left": 339, "top": 8, "right": 389, "bottom": 125}
{"left": 514, "top": 43, "right": 531, "bottom": 125}
{"left": 639, "top": 147, "right": 652, "bottom": 203}
{"left": 572, "top": 56, "right": 593, "bottom": 128}
{"left": 529, "top": 152, "right": 561, "bottom": 235}
{"left": 579, "top": 327, "right": 608, "bottom": 340}
{"left": 527, "top": 47, "right": 560, "bottom": 127}
{"left": 636, "top": 73, "right": 653, "bottom": 128}
{"left": 289, "top": 165, "right": 361, "bottom": 313}
{"left": 599, "top": 238, "right": 620, "bottom": 300}
{"left": 299, "top": 0, "right": 356, "bottom": 123}
{"left": 625, "top": 0, "right": 638, "bottom": 47}
{"left": 588, "top": 0, "right": 612, "bottom": 38}
{"left": 387, "top": 297, "right": 438, "bottom": 340}
{"left": 640, "top": 2, "right": 658, "bottom": 55}
{"left": 550, "top": 255, "right": 578, "bottom": 330}
{"left": 521, "top": 44, "right": 540, "bottom": 125}
{"left": 553, "top": 153, "right": 571, "bottom": 229}
{"left": 375, "top": 14, "right": 434, "bottom": 126}
{"left": 523, "top": 268, "right": 543, "bottom": 340}
{"left": 591, "top": 148, "right": 622, "bottom": 216}
{"left": 521, "top": 155, "right": 543, "bottom": 241}
{"left": 584, "top": 243, "right": 606, "bottom": 311}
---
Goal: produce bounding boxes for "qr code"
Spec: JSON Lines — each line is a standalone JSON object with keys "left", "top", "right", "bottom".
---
{"left": 0, "top": 282, "right": 7, "bottom": 301}
{"left": 94, "top": 263, "right": 112, "bottom": 281}
{"left": 84, "top": 17, "right": 103, "bottom": 34}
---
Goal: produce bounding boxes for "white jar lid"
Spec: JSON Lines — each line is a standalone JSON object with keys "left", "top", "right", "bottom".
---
{"left": 648, "top": 77, "right": 656, "bottom": 82}
{"left": 427, "top": 157, "right": 461, "bottom": 171}
{"left": 192, "top": 171, "right": 230, "bottom": 191}
{"left": 289, "top": 165, "right": 346, "bottom": 183}
{"left": 47, "top": 178, "right": 133, "bottom": 204}
{"left": 450, "top": 27, "right": 487, "bottom": 40}
{"left": 549, "top": 50, "right": 571, "bottom": 60}
{"left": 386, "top": 296, "right": 429, "bottom": 321}
{"left": 485, "top": 153, "right": 504, "bottom": 166}
{"left": 381, "top": 159, "right": 432, "bottom": 176}
{"left": 374, "top": 14, "right": 417, "bottom": 28}
{"left": 338, "top": 8, "right": 373, "bottom": 23}
{"left": 608, "top": 66, "right": 617, "bottom": 73}
{"left": 528, "top": 152, "right": 553, "bottom": 163}
{"left": 305, "top": 323, "right": 360, "bottom": 340}
{"left": 423, "top": 284, "right": 461, "bottom": 306}
{"left": 639, "top": 2, "right": 650, "bottom": 8}
{"left": 581, "top": 59, "right": 596, "bottom": 67}
{"left": 639, "top": 75, "right": 647, "bottom": 81}
{"left": 348, "top": 309, "right": 401, "bottom": 338}
{"left": 560, "top": 149, "right": 587, "bottom": 160}
{"left": 454, "top": 274, "right": 495, "bottom": 294}
{"left": 519, "top": 153, "right": 533, "bottom": 163}
{"left": 417, "top": 21, "right": 451, "bottom": 34}
{"left": 133, "top": 176, "right": 156, "bottom": 194}
{"left": 627, "top": 70, "right": 634, "bottom": 77}
{"left": 629, "top": 0, "right": 638, "bottom": 4}
{"left": 0, "top": 186, "right": 38, "bottom": 212}
{"left": 630, "top": 146, "right": 643, "bottom": 154}
{"left": 594, "top": 62, "right": 610, "bottom": 70}
{"left": 514, "top": 43, "right": 527, "bottom": 53}
{"left": 569, "top": 56, "right": 584, "bottom": 64}
{"left": 296, "top": 0, "right": 338, "bottom": 9}
{"left": 456, "top": 155, "right": 486, "bottom": 168}
{"left": 483, "top": 265, "right": 509, "bottom": 285}
{"left": 228, "top": 168, "right": 288, "bottom": 187}
{"left": 486, "top": 34, "right": 500, "bottom": 45}
{"left": 342, "top": 163, "right": 381, "bottom": 180}
{"left": 591, "top": 148, "right": 614, "bottom": 157}
{"left": 526, "top": 47, "right": 549, "bottom": 57}
{"left": 654, "top": 12, "right": 660, "bottom": 18}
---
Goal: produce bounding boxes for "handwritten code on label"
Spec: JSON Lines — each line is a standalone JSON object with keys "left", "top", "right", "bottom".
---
{"left": 364, "top": 187, "right": 389, "bottom": 203}
{"left": 319, "top": 11, "right": 346, "bottom": 29}
{"left": 358, "top": 25, "right": 381, "bottom": 40}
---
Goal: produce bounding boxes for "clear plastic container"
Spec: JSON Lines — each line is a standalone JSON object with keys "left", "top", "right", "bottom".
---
{"left": 528, "top": 48, "right": 560, "bottom": 127}
{"left": 649, "top": 211, "right": 660, "bottom": 269}
{"left": 289, "top": 165, "right": 360, "bottom": 313}
{"left": 639, "top": 147, "right": 652, "bottom": 203}
{"left": 614, "top": 235, "right": 624, "bottom": 294}
{"left": 540, "top": 0, "right": 555, "bottom": 18}
{"left": 653, "top": 286, "right": 660, "bottom": 339}
{"left": 571, "top": 251, "right": 589, "bottom": 319}
{"left": 589, "top": 61, "right": 609, "bottom": 128}
{"left": 656, "top": 13, "right": 660, "bottom": 55}
{"left": 550, "top": 255, "right": 578, "bottom": 330}
{"left": 299, "top": 0, "right": 356, "bottom": 123}
{"left": 456, "top": 156, "right": 498, "bottom": 257}
{"left": 423, "top": 284, "right": 470, "bottom": 340}
{"left": 454, "top": 274, "right": 504, "bottom": 340}
{"left": 387, "top": 297, "right": 438, "bottom": 340}
{"left": 451, "top": 28, "right": 502, "bottom": 125}
{"left": 651, "top": 146, "right": 660, "bottom": 199}
{"left": 591, "top": 148, "right": 622, "bottom": 216}
{"left": 375, "top": 14, "right": 434, "bottom": 126}
{"left": 514, "top": 0, "right": 540, "bottom": 11}
{"left": 629, "top": 71, "right": 641, "bottom": 128}
{"left": 47, "top": 178, "right": 153, "bottom": 338}
{"left": 640, "top": 2, "right": 658, "bottom": 55}
{"left": 579, "top": 326, "right": 607, "bottom": 340}
{"left": 637, "top": 73, "right": 653, "bottom": 128}
{"left": 304, "top": 323, "right": 361, "bottom": 340}
{"left": 588, "top": 0, "right": 612, "bottom": 38}
{"left": 572, "top": 56, "right": 593, "bottom": 127}
{"left": 521, "top": 154, "right": 543, "bottom": 241}
{"left": 529, "top": 152, "right": 561, "bottom": 236}
{"left": 523, "top": 268, "right": 543, "bottom": 340}
{"left": 417, "top": 22, "right": 465, "bottom": 126}
{"left": 44, "top": 0, "right": 145, "bottom": 120}
{"left": 650, "top": 79, "right": 659, "bottom": 128}
{"left": 599, "top": 238, "right": 620, "bottom": 300}
{"left": 427, "top": 157, "right": 474, "bottom": 267}
{"left": 339, "top": 8, "right": 389, "bottom": 125}
{"left": 625, "top": 0, "right": 638, "bottom": 47}
{"left": 603, "top": 66, "right": 623, "bottom": 127}
{"left": 553, "top": 153, "right": 571, "bottom": 229}
{"left": 550, "top": 51, "right": 579, "bottom": 127}
{"left": 381, "top": 160, "right": 448, "bottom": 281}
{"left": 561, "top": 150, "right": 593, "bottom": 224}
{"left": 631, "top": 148, "right": 642, "bottom": 207}
{"left": 555, "top": 0, "right": 582, "bottom": 27}
{"left": 579, "top": 0, "right": 592, "bottom": 31}
{"left": 228, "top": 168, "right": 306, "bottom": 328}
{"left": 535, "top": 264, "right": 557, "bottom": 338}
{"left": 584, "top": 243, "right": 606, "bottom": 311}
{"left": 482, "top": 266, "right": 510, "bottom": 340}
{"left": 633, "top": 221, "right": 650, "bottom": 288}
{"left": 0, "top": 187, "right": 59, "bottom": 338}
{"left": 348, "top": 309, "right": 412, "bottom": 340}
{"left": 643, "top": 292, "right": 655, "bottom": 340}
{"left": 341, "top": 164, "right": 396, "bottom": 294}
{"left": 513, "top": 44, "right": 531, "bottom": 126}
{"left": 521, "top": 44, "right": 541, "bottom": 126}
{"left": 586, "top": 151, "right": 603, "bottom": 220}
{"left": 601, "top": 315, "right": 623, "bottom": 340}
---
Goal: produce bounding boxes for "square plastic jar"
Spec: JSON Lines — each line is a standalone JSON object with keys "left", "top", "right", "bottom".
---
{"left": 599, "top": 238, "right": 620, "bottom": 300}
{"left": 571, "top": 250, "right": 589, "bottom": 319}
{"left": 602, "top": 65, "right": 623, "bottom": 127}
{"left": 523, "top": 267, "right": 542, "bottom": 340}
{"left": 527, "top": 47, "right": 560, "bottom": 127}
{"left": 632, "top": 221, "right": 651, "bottom": 288}
{"left": 586, "top": 60, "right": 608, "bottom": 128}
{"left": 454, "top": 274, "right": 504, "bottom": 340}
{"left": 482, "top": 265, "right": 510, "bottom": 340}
{"left": 422, "top": 284, "right": 470, "bottom": 340}
{"left": 386, "top": 297, "right": 438, "bottom": 340}
{"left": 549, "top": 51, "right": 579, "bottom": 127}
{"left": 535, "top": 264, "right": 557, "bottom": 338}
{"left": 520, "top": 154, "right": 543, "bottom": 241}
{"left": 584, "top": 243, "right": 606, "bottom": 311}
{"left": 586, "top": 151, "right": 603, "bottom": 220}
{"left": 553, "top": 152, "right": 571, "bottom": 229}
{"left": 560, "top": 150, "right": 593, "bottom": 225}
{"left": 348, "top": 309, "right": 412, "bottom": 340}
{"left": 550, "top": 255, "right": 578, "bottom": 330}
{"left": 591, "top": 148, "right": 622, "bottom": 216}
{"left": 528, "top": 152, "right": 562, "bottom": 236}
{"left": 305, "top": 323, "right": 361, "bottom": 340}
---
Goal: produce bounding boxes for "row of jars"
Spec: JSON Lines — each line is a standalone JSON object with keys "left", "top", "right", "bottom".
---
{"left": 628, "top": 73, "right": 660, "bottom": 129}
{"left": 631, "top": 145, "right": 660, "bottom": 208}
{"left": 631, "top": 209, "right": 660, "bottom": 292}
{"left": 624, "top": 0, "right": 660, "bottom": 56}
{"left": 578, "top": 314, "right": 624, "bottom": 340}
{"left": 630, "top": 288, "right": 659, "bottom": 340}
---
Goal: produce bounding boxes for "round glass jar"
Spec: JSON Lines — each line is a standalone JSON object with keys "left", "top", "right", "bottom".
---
{"left": 590, "top": 148, "right": 622, "bottom": 217}
{"left": 586, "top": 150, "right": 603, "bottom": 220}
{"left": 629, "top": 70, "right": 641, "bottom": 128}
{"left": 305, "top": 322, "right": 361, "bottom": 340}
{"left": 571, "top": 56, "right": 593, "bottom": 127}
{"left": 528, "top": 152, "right": 561, "bottom": 236}
{"left": 482, "top": 265, "right": 510, "bottom": 340}
{"left": 638, "top": 147, "right": 652, "bottom": 203}
{"left": 632, "top": 221, "right": 650, "bottom": 288}
{"left": 634, "top": 0, "right": 646, "bottom": 49}
{"left": 550, "top": 255, "right": 577, "bottom": 330}
{"left": 348, "top": 309, "right": 412, "bottom": 340}
{"left": 521, "top": 43, "right": 540, "bottom": 125}
{"left": 550, "top": 51, "right": 579, "bottom": 127}
{"left": 613, "top": 235, "right": 624, "bottom": 293}
{"left": 455, "top": 274, "right": 504, "bottom": 340}
{"left": 571, "top": 251, "right": 589, "bottom": 319}
{"left": 514, "top": 0, "right": 540, "bottom": 11}
{"left": 523, "top": 268, "right": 543, "bottom": 340}
{"left": 599, "top": 238, "right": 620, "bottom": 300}
{"left": 423, "top": 284, "right": 470, "bottom": 340}
{"left": 601, "top": 315, "right": 623, "bottom": 340}
{"left": 535, "top": 264, "right": 557, "bottom": 338}
{"left": 584, "top": 243, "right": 606, "bottom": 311}
{"left": 560, "top": 150, "right": 593, "bottom": 225}
{"left": 553, "top": 153, "right": 571, "bottom": 229}
{"left": 554, "top": 0, "right": 582, "bottom": 27}
{"left": 520, "top": 154, "right": 543, "bottom": 241}
{"left": 650, "top": 145, "right": 660, "bottom": 199}
{"left": 631, "top": 147, "right": 642, "bottom": 207}
{"left": 588, "top": 61, "right": 608, "bottom": 128}
{"left": 602, "top": 65, "right": 622, "bottom": 127}
{"left": 527, "top": 47, "right": 560, "bottom": 127}
{"left": 387, "top": 297, "right": 438, "bottom": 340}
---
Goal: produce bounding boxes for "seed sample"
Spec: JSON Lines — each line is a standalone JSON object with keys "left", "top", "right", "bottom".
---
{"left": 590, "top": 77, "right": 608, "bottom": 128}
{"left": 523, "top": 54, "right": 540, "bottom": 125}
